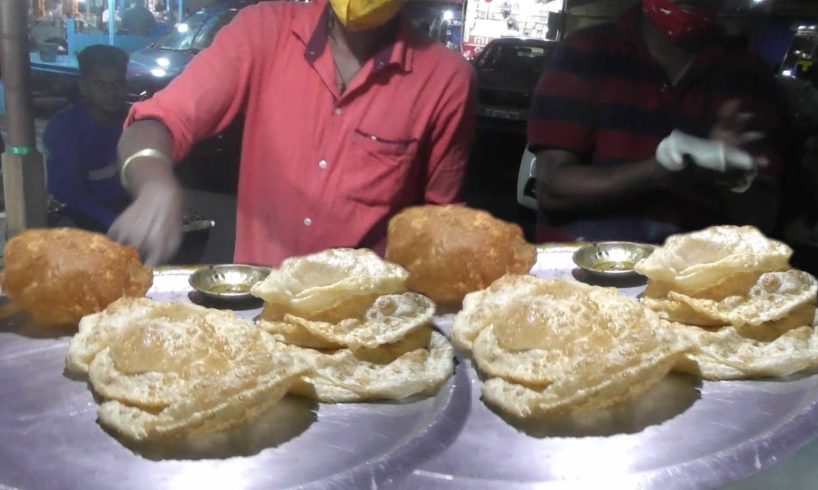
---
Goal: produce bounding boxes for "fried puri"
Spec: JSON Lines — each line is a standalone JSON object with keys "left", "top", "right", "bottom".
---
{"left": 2, "top": 228, "right": 152, "bottom": 328}
{"left": 453, "top": 275, "right": 689, "bottom": 418}
{"left": 251, "top": 248, "right": 408, "bottom": 324}
{"left": 637, "top": 225, "right": 818, "bottom": 380}
{"left": 67, "top": 297, "right": 304, "bottom": 441}
{"left": 252, "top": 248, "right": 455, "bottom": 403}
{"left": 385, "top": 205, "right": 537, "bottom": 304}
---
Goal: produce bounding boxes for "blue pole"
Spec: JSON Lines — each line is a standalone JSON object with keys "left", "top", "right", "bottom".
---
{"left": 108, "top": 0, "right": 116, "bottom": 45}
{"left": 178, "top": 0, "right": 184, "bottom": 23}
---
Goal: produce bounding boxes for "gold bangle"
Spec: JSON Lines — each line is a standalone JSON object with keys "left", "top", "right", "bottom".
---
{"left": 120, "top": 149, "right": 172, "bottom": 189}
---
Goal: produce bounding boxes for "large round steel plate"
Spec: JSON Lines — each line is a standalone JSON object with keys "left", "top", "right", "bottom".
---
{"left": 404, "top": 246, "right": 818, "bottom": 489}
{"left": 0, "top": 268, "right": 469, "bottom": 490}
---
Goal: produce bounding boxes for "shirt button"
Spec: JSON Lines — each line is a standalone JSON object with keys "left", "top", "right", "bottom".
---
{"left": 304, "top": 217, "right": 312, "bottom": 226}
{"left": 334, "top": 107, "right": 343, "bottom": 116}
{"left": 318, "top": 160, "right": 328, "bottom": 170}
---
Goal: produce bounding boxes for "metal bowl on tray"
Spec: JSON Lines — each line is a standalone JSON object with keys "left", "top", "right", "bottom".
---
{"left": 188, "top": 264, "right": 271, "bottom": 303}
{"left": 572, "top": 242, "right": 656, "bottom": 280}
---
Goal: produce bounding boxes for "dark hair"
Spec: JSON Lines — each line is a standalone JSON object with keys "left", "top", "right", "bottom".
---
{"left": 77, "top": 45, "right": 129, "bottom": 77}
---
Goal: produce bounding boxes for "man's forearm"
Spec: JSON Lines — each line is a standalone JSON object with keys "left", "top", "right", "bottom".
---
{"left": 537, "top": 155, "right": 667, "bottom": 212}
{"left": 117, "top": 120, "right": 177, "bottom": 195}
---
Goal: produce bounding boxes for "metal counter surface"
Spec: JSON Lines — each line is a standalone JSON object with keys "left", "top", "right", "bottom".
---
{"left": 2, "top": 247, "right": 818, "bottom": 489}
{"left": 404, "top": 245, "right": 818, "bottom": 489}
{"left": 0, "top": 268, "right": 470, "bottom": 490}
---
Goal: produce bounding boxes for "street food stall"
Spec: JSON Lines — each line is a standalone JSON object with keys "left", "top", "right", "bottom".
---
{"left": 4, "top": 2, "right": 818, "bottom": 490}
{"left": 2, "top": 222, "right": 818, "bottom": 488}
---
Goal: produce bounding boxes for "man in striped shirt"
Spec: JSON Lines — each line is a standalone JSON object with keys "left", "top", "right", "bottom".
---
{"left": 528, "top": 0, "right": 782, "bottom": 243}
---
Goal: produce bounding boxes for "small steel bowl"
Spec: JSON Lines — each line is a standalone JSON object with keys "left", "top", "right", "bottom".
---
{"left": 188, "top": 264, "right": 271, "bottom": 303}
{"left": 572, "top": 242, "right": 656, "bottom": 280}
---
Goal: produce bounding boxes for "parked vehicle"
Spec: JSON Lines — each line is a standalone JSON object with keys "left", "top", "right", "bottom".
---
{"left": 127, "top": 1, "right": 254, "bottom": 103}
{"left": 779, "top": 24, "right": 818, "bottom": 84}
{"left": 473, "top": 37, "right": 556, "bottom": 133}
{"left": 127, "top": 0, "right": 264, "bottom": 194}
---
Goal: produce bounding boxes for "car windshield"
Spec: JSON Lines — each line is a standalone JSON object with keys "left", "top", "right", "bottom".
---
{"left": 153, "top": 10, "right": 209, "bottom": 50}
{"left": 478, "top": 43, "right": 553, "bottom": 71}
{"left": 191, "top": 9, "right": 238, "bottom": 50}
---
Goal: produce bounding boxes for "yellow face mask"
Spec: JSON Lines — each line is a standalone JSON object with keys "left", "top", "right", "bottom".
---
{"left": 329, "top": 0, "right": 406, "bottom": 31}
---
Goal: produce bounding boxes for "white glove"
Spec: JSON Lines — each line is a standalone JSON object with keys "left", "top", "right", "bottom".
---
{"left": 655, "top": 130, "right": 757, "bottom": 193}
{"left": 108, "top": 181, "right": 184, "bottom": 266}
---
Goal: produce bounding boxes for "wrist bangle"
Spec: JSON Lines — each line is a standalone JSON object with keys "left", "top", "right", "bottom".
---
{"left": 120, "top": 149, "right": 172, "bottom": 189}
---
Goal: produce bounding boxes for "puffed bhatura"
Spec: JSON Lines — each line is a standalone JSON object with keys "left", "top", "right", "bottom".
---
{"left": 636, "top": 225, "right": 818, "bottom": 380}
{"left": 385, "top": 205, "right": 537, "bottom": 304}
{"left": 252, "top": 248, "right": 455, "bottom": 402}
{"left": 453, "top": 275, "right": 689, "bottom": 418}
{"left": 2, "top": 228, "right": 152, "bottom": 328}
{"left": 66, "top": 298, "right": 305, "bottom": 441}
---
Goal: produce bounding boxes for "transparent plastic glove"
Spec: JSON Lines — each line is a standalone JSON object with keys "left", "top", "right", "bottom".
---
{"left": 108, "top": 181, "right": 184, "bottom": 266}
{"left": 655, "top": 130, "right": 757, "bottom": 193}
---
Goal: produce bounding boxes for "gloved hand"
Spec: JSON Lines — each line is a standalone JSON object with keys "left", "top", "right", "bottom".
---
{"left": 655, "top": 130, "right": 757, "bottom": 193}
{"left": 108, "top": 181, "right": 184, "bottom": 266}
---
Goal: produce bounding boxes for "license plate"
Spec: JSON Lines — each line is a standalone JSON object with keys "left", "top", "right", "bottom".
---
{"left": 482, "top": 108, "right": 523, "bottom": 120}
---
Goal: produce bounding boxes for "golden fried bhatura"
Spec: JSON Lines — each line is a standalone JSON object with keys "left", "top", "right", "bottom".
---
{"left": 385, "top": 205, "right": 537, "bottom": 304}
{"left": 2, "top": 228, "right": 152, "bottom": 328}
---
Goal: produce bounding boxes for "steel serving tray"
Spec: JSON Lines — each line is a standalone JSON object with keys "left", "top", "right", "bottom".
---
{"left": 0, "top": 267, "right": 470, "bottom": 490}
{"left": 4, "top": 248, "right": 818, "bottom": 489}
{"left": 403, "top": 244, "right": 818, "bottom": 489}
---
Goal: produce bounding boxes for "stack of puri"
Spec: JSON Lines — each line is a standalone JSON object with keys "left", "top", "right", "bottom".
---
{"left": 636, "top": 225, "right": 818, "bottom": 380}
{"left": 251, "top": 248, "right": 454, "bottom": 402}
{"left": 452, "top": 275, "right": 690, "bottom": 419}
{"left": 66, "top": 298, "right": 305, "bottom": 441}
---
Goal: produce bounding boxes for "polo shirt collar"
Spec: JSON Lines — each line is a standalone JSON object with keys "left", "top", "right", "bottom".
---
{"left": 292, "top": 0, "right": 414, "bottom": 74}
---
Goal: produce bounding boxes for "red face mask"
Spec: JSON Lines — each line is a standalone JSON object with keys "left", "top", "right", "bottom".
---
{"left": 642, "top": 0, "right": 715, "bottom": 43}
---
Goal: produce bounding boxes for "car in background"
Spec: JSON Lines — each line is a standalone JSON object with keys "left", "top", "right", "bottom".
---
{"left": 126, "top": 0, "right": 268, "bottom": 194}
{"left": 126, "top": 1, "right": 258, "bottom": 102}
{"left": 473, "top": 38, "right": 556, "bottom": 133}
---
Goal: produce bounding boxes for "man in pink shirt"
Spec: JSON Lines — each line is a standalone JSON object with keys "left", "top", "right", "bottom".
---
{"left": 110, "top": 0, "right": 477, "bottom": 266}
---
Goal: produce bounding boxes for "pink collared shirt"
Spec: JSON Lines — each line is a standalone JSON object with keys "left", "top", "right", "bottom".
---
{"left": 127, "top": 0, "right": 477, "bottom": 266}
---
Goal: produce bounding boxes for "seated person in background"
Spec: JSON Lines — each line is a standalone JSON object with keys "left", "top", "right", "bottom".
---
{"left": 44, "top": 45, "right": 131, "bottom": 233}
{"left": 122, "top": 0, "right": 157, "bottom": 36}
{"left": 528, "top": 0, "right": 783, "bottom": 243}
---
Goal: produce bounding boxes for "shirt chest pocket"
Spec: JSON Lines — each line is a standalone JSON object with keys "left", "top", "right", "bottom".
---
{"left": 343, "top": 129, "right": 420, "bottom": 206}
